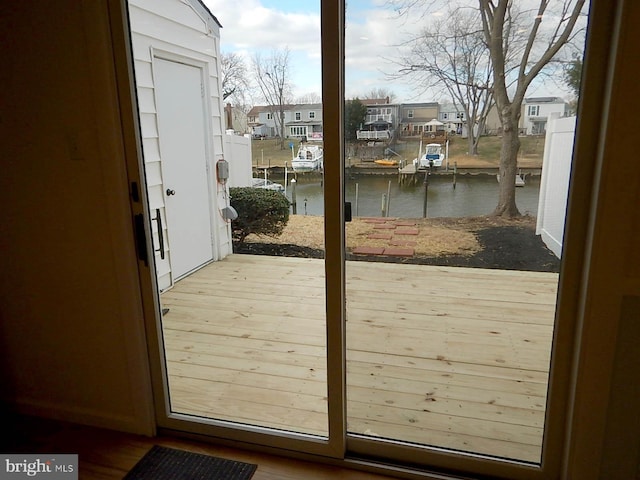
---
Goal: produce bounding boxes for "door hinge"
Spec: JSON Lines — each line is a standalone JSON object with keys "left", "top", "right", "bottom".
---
{"left": 131, "top": 181, "right": 140, "bottom": 202}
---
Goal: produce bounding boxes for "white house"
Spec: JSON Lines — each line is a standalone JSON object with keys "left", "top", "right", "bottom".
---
{"left": 520, "top": 97, "right": 568, "bottom": 135}
{"left": 247, "top": 105, "right": 296, "bottom": 138}
{"left": 356, "top": 98, "right": 400, "bottom": 140}
{"left": 248, "top": 104, "right": 323, "bottom": 140}
{"left": 286, "top": 103, "right": 323, "bottom": 140}
{"left": 439, "top": 103, "right": 466, "bottom": 134}
{"left": 128, "top": 0, "right": 236, "bottom": 291}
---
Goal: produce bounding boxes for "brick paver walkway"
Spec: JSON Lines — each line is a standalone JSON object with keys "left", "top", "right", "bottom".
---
{"left": 352, "top": 218, "right": 419, "bottom": 257}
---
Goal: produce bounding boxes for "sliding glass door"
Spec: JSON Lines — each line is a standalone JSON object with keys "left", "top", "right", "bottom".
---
{"left": 119, "top": 0, "right": 615, "bottom": 477}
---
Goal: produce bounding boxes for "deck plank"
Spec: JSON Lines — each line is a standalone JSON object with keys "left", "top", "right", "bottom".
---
{"left": 160, "top": 254, "right": 558, "bottom": 464}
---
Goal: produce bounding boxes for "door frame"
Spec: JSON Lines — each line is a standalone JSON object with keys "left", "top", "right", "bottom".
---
{"left": 108, "top": 0, "right": 631, "bottom": 478}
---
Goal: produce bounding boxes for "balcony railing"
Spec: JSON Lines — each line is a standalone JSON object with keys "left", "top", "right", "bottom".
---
{"left": 356, "top": 130, "right": 392, "bottom": 140}
{"left": 365, "top": 113, "right": 393, "bottom": 123}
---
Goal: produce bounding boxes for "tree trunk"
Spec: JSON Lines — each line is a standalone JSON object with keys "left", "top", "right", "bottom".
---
{"left": 492, "top": 118, "right": 521, "bottom": 217}
{"left": 467, "top": 134, "right": 478, "bottom": 156}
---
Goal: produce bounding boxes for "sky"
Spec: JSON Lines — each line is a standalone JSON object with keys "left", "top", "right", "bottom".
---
{"left": 203, "top": 0, "right": 582, "bottom": 104}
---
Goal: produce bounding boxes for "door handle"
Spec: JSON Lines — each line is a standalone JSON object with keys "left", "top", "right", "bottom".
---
{"left": 345, "top": 202, "right": 352, "bottom": 222}
{"left": 166, "top": 189, "right": 176, "bottom": 196}
{"left": 154, "top": 208, "right": 165, "bottom": 260}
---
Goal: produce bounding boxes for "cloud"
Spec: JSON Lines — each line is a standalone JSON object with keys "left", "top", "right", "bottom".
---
{"left": 204, "top": 0, "right": 581, "bottom": 102}
{"left": 205, "top": 0, "right": 320, "bottom": 54}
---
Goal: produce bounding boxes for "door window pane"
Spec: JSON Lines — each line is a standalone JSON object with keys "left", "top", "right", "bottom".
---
{"left": 344, "top": 0, "right": 588, "bottom": 464}
{"left": 127, "top": 0, "right": 327, "bottom": 437}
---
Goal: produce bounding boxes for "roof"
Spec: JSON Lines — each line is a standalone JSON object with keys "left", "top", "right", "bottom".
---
{"left": 191, "top": 0, "right": 222, "bottom": 28}
{"left": 360, "top": 98, "right": 389, "bottom": 106}
{"left": 285, "top": 120, "right": 323, "bottom": 126}
{"left": 247, "top": 106, "right": 268, "bottom": 116}
{"left": 402, "top": 102, "right": 439, "bottom": 108}
{"left": 292, "top": 103, "right": 323, "bottom": 110}
{"left": 247, "top": 105, "right": 298, "bottom": 116}
{"left": 524, "top": 96, "right": 566, "bottom": 104}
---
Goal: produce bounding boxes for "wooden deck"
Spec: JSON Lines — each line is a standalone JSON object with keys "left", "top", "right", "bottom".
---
{"left": 160, "top": 254, "right": 558, "bottom": 463}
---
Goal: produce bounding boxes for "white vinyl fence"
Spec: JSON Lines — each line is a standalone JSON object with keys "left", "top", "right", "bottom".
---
{"left": 225, "top": 133, "right": 253, "bottom": 187}
{"left": 536, "top": 114, "right": 576, "bottom": 258}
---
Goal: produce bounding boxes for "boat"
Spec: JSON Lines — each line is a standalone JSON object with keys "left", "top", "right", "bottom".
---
{"left": 251, "top": 177, "right": 285, "bottom": 192}
{"left": 497, "top": 173, "right": 526, "bottom": 187}
{"left": 374, "top": 159, "right": 398, "bottom": 166}
{"left": 418, "top": 143, "right": 445, "bottom": 169}
{"left": 292, "top": 144, "right": 323, "bottom": 172}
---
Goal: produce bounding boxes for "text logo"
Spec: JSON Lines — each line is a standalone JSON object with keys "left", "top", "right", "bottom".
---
{"left": 1, "top": 455, "right": 77, "bottom": 479}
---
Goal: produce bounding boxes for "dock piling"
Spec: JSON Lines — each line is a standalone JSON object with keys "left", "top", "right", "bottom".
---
{"left": 453, "top": 161, "right": 457, "bottom": 189}
{"left": 291, "top": 179, "right": 297, "bottom": 214}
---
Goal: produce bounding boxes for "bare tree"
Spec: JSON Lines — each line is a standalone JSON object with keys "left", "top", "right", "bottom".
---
{"left": 296, "top": 92, "right": 322, "bottom": 104}
{"left": 221, "top": 52, "right": 249, "bottom": 102}
{"left": 252, "top": 48, "right": 293, "bottom": 150}
{"left": 389, "top": 0, "right": 587, "bottom": 217}
{"left": 395, "top": 6, "right": 494, "bottom": 156}
{"left": 480, "top": 0, "right": 586, "bottom": 217}
{"left": 363, "top": 88, "right": 397, "bottom": 103}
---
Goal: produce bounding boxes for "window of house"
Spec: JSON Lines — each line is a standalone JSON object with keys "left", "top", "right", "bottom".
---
{"left": 309, "top": 111, "right": 315, "bottom": 119}
{"left": 408, "top": 109, "right": 414, "bottom": 118}
{"left": 266, "top": 112, "right": 273, "bottom": 120}
{"left": 528, "top": 105, "right": 540, "bottom": 116}
{"left": 290, "top": 126, "right": 307, "bottom": 137}
{"left": 295, "top": 112, "right": 301, "bottom": 121}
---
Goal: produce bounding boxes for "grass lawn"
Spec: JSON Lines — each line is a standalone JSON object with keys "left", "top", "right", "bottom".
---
{"left": 251, "top": 138, "right": 304, "bottom": 168}
{"left": 251, "top": 135, "right": 545, "bottom": 169}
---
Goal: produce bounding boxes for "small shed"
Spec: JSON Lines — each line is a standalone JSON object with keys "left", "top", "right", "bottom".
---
{"left": 128, "top": 0, "right": 237, "bottom": 290}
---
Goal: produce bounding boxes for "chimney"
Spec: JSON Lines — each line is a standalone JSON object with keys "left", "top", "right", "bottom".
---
{"left": 225, "top": 103, "right": 233, "bottom": 130}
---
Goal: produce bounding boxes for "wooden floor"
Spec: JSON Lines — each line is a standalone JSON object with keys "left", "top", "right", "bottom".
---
{"left": 3, "top": 415, "right": 397, "bottom": 479}
{"left": 161, "top": 254, "right": 559, "bottom": 463}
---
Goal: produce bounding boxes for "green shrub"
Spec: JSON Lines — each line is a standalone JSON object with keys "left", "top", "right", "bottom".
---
{"left": 229, "top": 187, "right": 290, "bottom": 243}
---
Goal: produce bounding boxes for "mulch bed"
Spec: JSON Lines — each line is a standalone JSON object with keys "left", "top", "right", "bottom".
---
{"left": 233, "top": 224, "right": 561, "bottom": 273}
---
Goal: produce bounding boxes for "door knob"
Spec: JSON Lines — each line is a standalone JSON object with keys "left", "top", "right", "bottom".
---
{"left": 166, "top": 189, "right": 176, "bottom": 196}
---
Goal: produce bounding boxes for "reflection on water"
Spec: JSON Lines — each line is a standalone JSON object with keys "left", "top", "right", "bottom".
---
{"left": 271, "top": 173, "right": 540, "bottom": 218}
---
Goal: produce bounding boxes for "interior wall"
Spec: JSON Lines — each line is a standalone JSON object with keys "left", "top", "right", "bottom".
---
{"left": 0, "top": 1, "right": 154, "bottom": 435}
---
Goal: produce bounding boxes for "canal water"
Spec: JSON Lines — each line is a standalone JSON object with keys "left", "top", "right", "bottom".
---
{"left": 269, "top": 173, "right": 541, "bottom": 218}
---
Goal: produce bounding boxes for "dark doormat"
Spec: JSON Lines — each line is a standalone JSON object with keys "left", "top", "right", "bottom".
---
{"left": 123, "top": 445, "right": 257, "bottom": 480}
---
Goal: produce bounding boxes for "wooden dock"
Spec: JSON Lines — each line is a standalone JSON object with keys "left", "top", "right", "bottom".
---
{"left": 398, "top": 162, "right": 419, "bottom": 185}
{"left": 160, "top": 254, "right": 558, "bottom": 463}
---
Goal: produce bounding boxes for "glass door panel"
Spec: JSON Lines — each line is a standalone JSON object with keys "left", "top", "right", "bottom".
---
{"left": 344, "top": 0, "right": 588, "bottom": 467}
{"left": 126, "top": 0, "right": 328, "bottom": 439}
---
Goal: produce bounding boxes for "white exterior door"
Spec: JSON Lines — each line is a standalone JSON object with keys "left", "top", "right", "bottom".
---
{"left": 154, "top": 58, "right": 213, "bottom": 280}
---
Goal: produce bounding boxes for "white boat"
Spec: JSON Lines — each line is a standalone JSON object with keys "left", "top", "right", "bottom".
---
{"left": 292, "top": 144, "right": 323, "bottom": 172}
{"left": 418, "top": 143, "right": 445, "bottom": 168}
{"left": 251, "top": 177, "right": 285, "bottom": 192}
{"left": 497, "top": 173, "right": 526, "bottom": 187}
